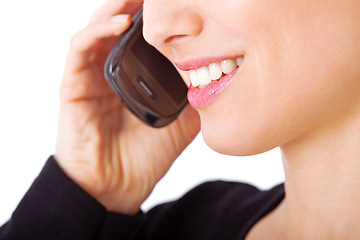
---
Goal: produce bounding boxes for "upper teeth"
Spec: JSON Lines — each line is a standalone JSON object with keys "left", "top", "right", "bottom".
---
{"left": 189, "top": 57, "right": 243, "bottom": 88}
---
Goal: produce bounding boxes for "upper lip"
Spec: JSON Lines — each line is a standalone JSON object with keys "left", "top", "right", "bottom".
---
{"left": 175, "top": 55, "right": 244, "bottom": 71}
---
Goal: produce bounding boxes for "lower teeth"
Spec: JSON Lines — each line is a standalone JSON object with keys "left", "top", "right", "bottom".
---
{"left": 197, "top": 73, "right": 226, "bottom": 89}
{"left": 198, "top": 81, "right": 215, "bottom": 89}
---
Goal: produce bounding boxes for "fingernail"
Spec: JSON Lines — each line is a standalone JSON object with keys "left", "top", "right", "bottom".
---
{"left": 110, "top": 14, "right": 130, "bottom": 23}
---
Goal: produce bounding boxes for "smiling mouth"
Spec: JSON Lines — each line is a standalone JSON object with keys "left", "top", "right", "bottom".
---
{"left": 188, "top": 57, "right": 244, "bottom": 89}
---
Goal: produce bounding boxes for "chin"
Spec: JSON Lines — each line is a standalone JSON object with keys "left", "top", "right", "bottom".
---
{"left": 200, "top": 115, "right": 278, "bottom": 157}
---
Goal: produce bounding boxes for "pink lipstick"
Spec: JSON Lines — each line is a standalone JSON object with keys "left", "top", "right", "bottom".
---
{"left": 187, "top": 68, "right": 239, "bottom": 109}
{"left": 176, "top": 56, "right": 243, "bottom": 109}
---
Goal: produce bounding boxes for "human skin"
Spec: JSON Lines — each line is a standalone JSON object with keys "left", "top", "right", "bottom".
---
{"left": 143, "top": 0, "right": 360, "bottom": 157}
{"left": 55, "top": 0, "right": 360, "bottom": 239}
{"left": 55, "top": 0, "right": 200, "bottom": 215}
{"left": 143, "top": 0, "right": 360, "bottom": 239}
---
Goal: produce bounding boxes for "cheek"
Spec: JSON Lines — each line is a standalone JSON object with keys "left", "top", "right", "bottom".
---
{"left": 200, "top": 32, "right": 360, "bottom": 157}
{"left": 197, "top": 31, "right": 333, "bottom": 156}
{"left": 198, "top": 64, "right": 289, "bottom": 156}
{"left": 198, "top": 81, "right": 313, "bottom": 157}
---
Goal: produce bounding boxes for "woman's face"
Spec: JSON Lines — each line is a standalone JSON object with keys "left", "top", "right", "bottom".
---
{"left": 143, "top": 0, "right": 360, "bottom": 155}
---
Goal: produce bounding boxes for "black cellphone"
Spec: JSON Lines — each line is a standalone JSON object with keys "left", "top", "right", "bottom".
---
{"left": 104, "top": 8, "right": 188, "bottom": 128}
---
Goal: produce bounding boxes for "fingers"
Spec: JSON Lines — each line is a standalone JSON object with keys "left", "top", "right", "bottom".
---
{"left": 73, "top": 15, "right": 131, "bottom": 54}
{"left": 170, "top": 105, "right": 201, "bottom": 149}
{"left": 63, "top": 15, "right": 131, "bottom": 77}
{"left": 63, "top": 0, "right": 143, "bottom": 77}
{"left": 91, "top": 0, "right": 143, "bottom": 22}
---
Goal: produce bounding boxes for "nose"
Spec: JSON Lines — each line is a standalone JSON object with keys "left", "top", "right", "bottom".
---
{"left": 143, "top": 1, "right": 203, "bottom": 48}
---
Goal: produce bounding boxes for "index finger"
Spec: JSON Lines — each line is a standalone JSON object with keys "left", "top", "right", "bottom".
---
{"left": 91, "top": 0, "right": 143, "bottom": 22}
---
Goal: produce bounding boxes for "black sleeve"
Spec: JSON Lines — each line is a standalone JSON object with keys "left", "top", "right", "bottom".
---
{"left": 0, "top": 156, "right": 284, "bottom": 240}
{"left": 0, "top": 156, "right": 145, "bottom": 240}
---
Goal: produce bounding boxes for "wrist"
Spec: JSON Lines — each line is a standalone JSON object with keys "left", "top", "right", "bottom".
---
{"left": 53, "top": 154, "right": 148, "bottom": 215}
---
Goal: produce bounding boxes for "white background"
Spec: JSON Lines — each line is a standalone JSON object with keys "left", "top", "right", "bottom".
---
{"left": 0, "top": 0, "right": 284, "bottom": 225}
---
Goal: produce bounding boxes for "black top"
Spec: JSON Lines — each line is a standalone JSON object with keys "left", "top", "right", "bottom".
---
{"left": 0, "top": 156, "right": 284, "bottom": 240}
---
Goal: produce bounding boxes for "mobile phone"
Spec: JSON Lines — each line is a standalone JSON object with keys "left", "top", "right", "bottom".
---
{"left": 104, "top": 8, "right": 188, "bottom": 128}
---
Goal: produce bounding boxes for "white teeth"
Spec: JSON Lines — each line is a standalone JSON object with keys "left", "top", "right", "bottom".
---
{"left": 209, "top": 62, "right": 223, "bottom": 80}
{"left": 189, "top": 70, "right": 199, "bottom": 87}
{"left": 221, "top": 59, "right": 237, "bottom": 74}
{"left": 197, "top": 66, "right": 212, "bottom": 86}
{"left": 236, "top": 57, "right": 243, "bottom": 67}
{"left": 189, "top": 57, "right": 244, "bottom": 88}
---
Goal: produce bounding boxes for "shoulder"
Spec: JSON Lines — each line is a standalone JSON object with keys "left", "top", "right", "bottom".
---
{"left": 140, "top": 181, "right": 284, "bottom": 240}
{"left": 178, "top": 181, "right": 265, "bottom": 212}
{"left": 176, "top": 181, "right": 284, "bottom": 220}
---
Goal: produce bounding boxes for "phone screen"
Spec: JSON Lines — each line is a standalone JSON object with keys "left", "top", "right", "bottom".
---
{"left": 104, "top": 8, "right": 188, "bottom": 127}
{"left": 130, "top": 33, "right": 187, "bottom": 105}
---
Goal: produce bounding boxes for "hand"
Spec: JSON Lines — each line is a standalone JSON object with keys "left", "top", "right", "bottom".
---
{"left": 55, "top": 0, "right": 200, "bottom": 215}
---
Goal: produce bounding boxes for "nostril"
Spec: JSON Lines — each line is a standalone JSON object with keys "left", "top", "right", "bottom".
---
{"left": 143, "top": 6, "right": 203, "bottom": 48}
{"left": 164, "top": 34, "right": 188, "bottom": 44}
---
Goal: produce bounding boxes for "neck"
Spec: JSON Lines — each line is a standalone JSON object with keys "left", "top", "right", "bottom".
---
{"left": 280, "top": 110, "right": 360, "bottom": 239}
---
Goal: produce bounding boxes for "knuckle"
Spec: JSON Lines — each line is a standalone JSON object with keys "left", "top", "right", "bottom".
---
{"left": 70, "top": 29, "right": 83, "bottom": 46}
{"left": 90, "top": 9, "right": 102, "bottom": 22}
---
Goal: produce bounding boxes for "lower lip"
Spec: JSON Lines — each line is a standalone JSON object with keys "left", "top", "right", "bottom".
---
{"left": 187, "top": 68, "right": 239, "bottom": 109}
